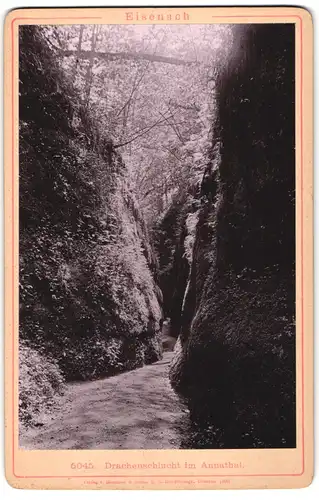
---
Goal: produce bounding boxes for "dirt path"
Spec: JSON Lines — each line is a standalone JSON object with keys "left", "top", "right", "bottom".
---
{"left": 20, "top": 352, "right": 190, "bottom": 450}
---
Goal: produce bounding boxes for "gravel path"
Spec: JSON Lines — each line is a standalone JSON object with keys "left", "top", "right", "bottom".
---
{"left": 20, "top": 352, "right": 190, "bottom": 450}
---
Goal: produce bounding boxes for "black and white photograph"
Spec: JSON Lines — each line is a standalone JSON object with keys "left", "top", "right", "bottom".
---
{"left": 18, "top": 21, "right": 296, "bottom": 451}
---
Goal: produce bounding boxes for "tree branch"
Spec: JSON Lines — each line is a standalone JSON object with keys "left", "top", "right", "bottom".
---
{"left": 158, "top": 109, "right": 185, "bottom": 144}
{"left": 115, "top": 61, "right": 150, "bottom": 118}
{"left": 62, "top": 49, "right": 197, "bottom": 67}
{"left": 113, "top": 112, "right": 176, "bottom": 149}
{"left": 168, "top": 99, "right": 200, "bottom": 112}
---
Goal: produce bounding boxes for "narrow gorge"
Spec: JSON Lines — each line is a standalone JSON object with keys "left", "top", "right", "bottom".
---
{"left": 19, "top": 23, "right": 295, "bottom": 450}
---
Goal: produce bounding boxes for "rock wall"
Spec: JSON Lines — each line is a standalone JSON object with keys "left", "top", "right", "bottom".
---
{"left": 153, "top": 189, "right": 198, "bottom": 337}
{"left": 169, "top": 24, "right": 296, "bottom": 448}
{"left": 19, "top": 26, "right": 162, "bottom": 387}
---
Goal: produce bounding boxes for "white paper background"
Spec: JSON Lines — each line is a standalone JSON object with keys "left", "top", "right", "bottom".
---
{"left": 1, "top": 0, "right": 317, "bottom": 498}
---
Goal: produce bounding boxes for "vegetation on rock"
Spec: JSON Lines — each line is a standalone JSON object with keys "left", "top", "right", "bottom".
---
{"left": 169, "top": 24, "right": 296, "bottom": 448}
{"left": 19, "top": 26, "right": 162, "bottom": 425}
{"left": 19, "top": 22, "right": 296, "bottom": 450}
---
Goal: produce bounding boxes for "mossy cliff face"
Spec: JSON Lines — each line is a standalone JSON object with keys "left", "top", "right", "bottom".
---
{"left": 153, "top": 191, "right": 196, "bottom": 338}
{"left": 19, "top": 26, "right": 162, "bottom": 384}
{"left": 169, "top": 25, "right": 296, "bottom": 448}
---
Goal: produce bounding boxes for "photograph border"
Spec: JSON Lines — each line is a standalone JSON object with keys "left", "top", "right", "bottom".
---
{"left": 4, "top": 6, "right": 313, "bottom": 490}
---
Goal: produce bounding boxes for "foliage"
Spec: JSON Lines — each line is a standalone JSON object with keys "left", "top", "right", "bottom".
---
{"left": 184, "top": 210, "right": 200, "bottom": 265}
{"left": 169, "top": 24, "right": 296, "bottom": 448}
{"left": 19, "top": 342, "right": 65, "bottom": 427}
{"left": 152, "top": 190, "right": 196, "bottom": 336}
{"left": 20, "top": 21, "right": 296, "bottom": 450}
{"left": 42, "top": 24, "right": 233, "bottom": 224}
{"left": 19, "top": 24, "right": 162, "bottom": 403}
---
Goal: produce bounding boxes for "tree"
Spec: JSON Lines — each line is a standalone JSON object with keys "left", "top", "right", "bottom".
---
{"left": 44, "top": 24, "right": 233, "bottom": 224}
